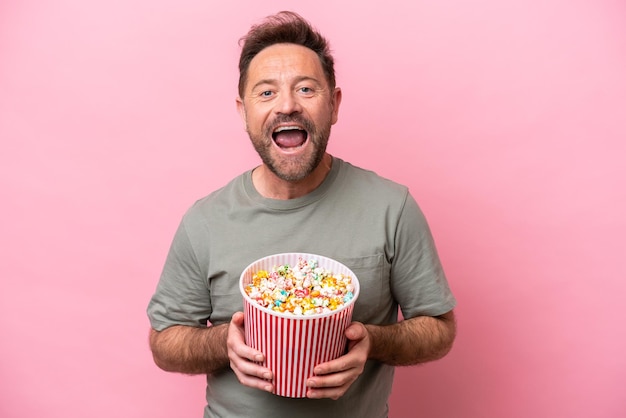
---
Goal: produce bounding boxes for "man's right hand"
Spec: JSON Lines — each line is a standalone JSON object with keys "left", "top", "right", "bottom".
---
{"left": 227, "top": 311, "right": 274, "bottom": 393}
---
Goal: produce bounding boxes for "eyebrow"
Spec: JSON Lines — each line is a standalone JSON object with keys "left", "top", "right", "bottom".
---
{"left": 250, "top": 75, "right": 322, "bottom": 92}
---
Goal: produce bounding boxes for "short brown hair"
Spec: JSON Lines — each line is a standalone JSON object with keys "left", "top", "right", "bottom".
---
{"left": 238, "top": 11, "right": 336, "bottom": 97}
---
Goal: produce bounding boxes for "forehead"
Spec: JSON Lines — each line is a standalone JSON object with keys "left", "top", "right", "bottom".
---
{"left": 247, "top": 43, "right": 326, "bottom": 86}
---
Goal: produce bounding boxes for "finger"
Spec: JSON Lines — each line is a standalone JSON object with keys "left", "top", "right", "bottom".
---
{"left": 344, "top": 321, "right": 367, "bottom": 341}
{"left": 306, "top": 372, "right": 353, "bottom": 400}
{"left": 227, "top": 311, "right": 275, "bottom": 392}
{"left": 306, "top": 386, "right": 346, "bottom": 400}
{"left": 228, "top": 341, "right": 274, "bottom": 391}
{"left": 313, "top": 356, "right": 352, "bottom": 376}
{"left": 231, "top": 311, "right": 245, "bottom": 326}
{"left": 232, "top": 366, "right": 274, "bottom": 393}
{"left": 231, "top": 356, "right": 273, "bottom": 381}
{"left": 307, "top": 370, "right": 353, "bottom": 388}
{"left": 228, "top": 337, "right": 265, "bottom": 363}
{"left": 314, "top": 345, "right": 366, "bottom": 375}
{"left": 227, "top": 314, "right": 264, "bottom": 363}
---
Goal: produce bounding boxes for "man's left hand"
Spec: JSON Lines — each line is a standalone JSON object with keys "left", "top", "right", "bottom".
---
{"left": 305, "top": 321, "right": 370, "bottom": 400}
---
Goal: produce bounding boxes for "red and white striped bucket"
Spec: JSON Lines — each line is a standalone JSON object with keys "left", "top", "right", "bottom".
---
{"left": 240, "top": 253, "right": 360, "bottom": 398}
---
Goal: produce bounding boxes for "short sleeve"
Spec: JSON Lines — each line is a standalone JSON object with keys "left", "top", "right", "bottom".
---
{"left": 391, "top": 193, "right": 456, "bottom": 318}
{"left": 147, "top": 218, "right": 212, "bottom": 331}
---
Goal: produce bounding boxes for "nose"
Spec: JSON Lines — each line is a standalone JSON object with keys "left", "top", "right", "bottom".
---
{"left": 274, "top": 91, "right": 302, "bottom": 115}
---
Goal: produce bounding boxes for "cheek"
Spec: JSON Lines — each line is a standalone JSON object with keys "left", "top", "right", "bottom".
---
{"left": 246, "top": 107, "right": 271, "bottom": 129}
{"left": 313, "top": 108, "right": 335, "bottom": 127}
{"left": 245, "top": 114, "right": 264, "bottom": 133}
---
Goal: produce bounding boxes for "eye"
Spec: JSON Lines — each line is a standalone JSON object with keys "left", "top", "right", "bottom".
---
{"left": 260, "top": 90, "right": 273, "bottom": 97}
{"left": 299, "top": 87, "right": 312, "bottom": 94}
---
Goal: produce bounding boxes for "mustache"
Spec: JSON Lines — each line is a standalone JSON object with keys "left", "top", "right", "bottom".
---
{"left": 264, "top": 114, "right": 315, "bottom": 136}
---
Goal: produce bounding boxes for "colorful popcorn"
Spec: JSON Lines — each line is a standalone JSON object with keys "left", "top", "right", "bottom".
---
{"left": 244, "top": 257, "right": 355, "bottom": 315}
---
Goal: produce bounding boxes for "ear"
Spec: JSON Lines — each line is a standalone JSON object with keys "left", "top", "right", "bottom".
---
{"left": 330, "top": 87, "right": 342, "bottom": 125}
{"left": 236, "top": 97, "right": 247, "bottom": 130}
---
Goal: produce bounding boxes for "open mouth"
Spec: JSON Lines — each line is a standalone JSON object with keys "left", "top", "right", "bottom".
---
{"left": 272, "top": 126, "right": 308, "bottom": 149}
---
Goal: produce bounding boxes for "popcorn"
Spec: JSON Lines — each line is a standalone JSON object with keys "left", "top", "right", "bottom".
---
{"left": 240, "top": 253, "right": 360, "bottom": 397}
{"left": 244, "top": 257, "right": 355, "bottom": 315}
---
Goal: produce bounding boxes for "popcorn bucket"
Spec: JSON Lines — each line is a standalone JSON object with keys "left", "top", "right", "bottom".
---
{"left": 239, "top": 253, "right": 360, "bottom": 398}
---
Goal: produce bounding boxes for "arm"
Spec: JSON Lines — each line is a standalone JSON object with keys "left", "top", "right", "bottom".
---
{"left": 149, "top": 324, "right": 229, "bottom": 375}
{"left": 366, "top": 310, "right": 456, "bottom": 365}
{"left": 149, "top": 314, "right": 275, "bottom": 393}
{"left": 306, "top": 310, "right": 456, "bottom": 399}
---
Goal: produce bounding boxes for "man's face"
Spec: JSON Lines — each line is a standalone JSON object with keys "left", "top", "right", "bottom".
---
{"left": 237, "top": 43, "right": 341, "bottom": 182}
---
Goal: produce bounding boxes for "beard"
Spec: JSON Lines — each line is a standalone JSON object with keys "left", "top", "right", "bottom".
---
{"left": 248, "top": 113, "right": 331, "bottom": 182}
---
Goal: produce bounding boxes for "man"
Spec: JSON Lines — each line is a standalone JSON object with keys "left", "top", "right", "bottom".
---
{"left": 147, "top": 11, "right": 456, "bottom": 418}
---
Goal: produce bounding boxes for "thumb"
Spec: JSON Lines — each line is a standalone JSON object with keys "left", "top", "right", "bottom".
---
{"left": 345, "top": 322, "right": 367, "bottom": 341}
{"left": 231, "top": 311, "right": 245, "bottom": 326}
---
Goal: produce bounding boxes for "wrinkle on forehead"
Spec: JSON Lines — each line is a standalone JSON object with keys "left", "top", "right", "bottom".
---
{"left": 245, "top": 44, "right": 328, "bottom": 93}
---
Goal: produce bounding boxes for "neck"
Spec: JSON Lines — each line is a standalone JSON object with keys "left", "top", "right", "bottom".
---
{"left": 252, "top": 153, "right": 333, "bottom": 200}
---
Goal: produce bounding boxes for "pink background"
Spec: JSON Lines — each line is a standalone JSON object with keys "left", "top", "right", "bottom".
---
{"left": 1, "top": 1, "right": 625, "bottom": 417}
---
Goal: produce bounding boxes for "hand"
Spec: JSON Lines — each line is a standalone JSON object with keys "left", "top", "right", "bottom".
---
{"left": 226, "top": 312, "right": 274, "bottom": 393}
{"left": 306, "top": 321, "right": 370, "bottom": 399}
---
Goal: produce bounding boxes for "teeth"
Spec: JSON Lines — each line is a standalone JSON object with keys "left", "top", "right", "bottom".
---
{"left": 274, "top": 126, "right": 303, "bottom": 133}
